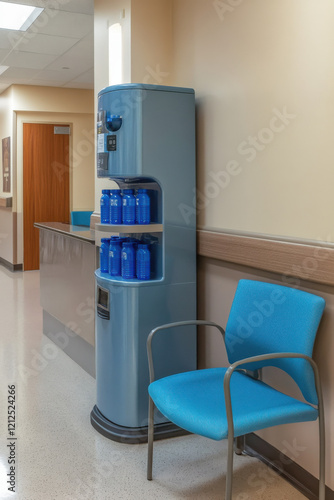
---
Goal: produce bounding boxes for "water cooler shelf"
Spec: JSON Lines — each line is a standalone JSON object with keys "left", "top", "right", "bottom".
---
{"left": 95, "top": 269, "right": 163, "bottom": 285}
{"left": 96, "top": 222, "right": 163, "bottom": 233}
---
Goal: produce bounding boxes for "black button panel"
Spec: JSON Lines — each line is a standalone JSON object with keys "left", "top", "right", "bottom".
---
{"left": 107, "top": 135, "right": 117, "bottom": 151}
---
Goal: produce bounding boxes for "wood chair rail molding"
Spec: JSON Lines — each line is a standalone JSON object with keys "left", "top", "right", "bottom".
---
{"left": 197, "top": 229, "right": 334, "bottom": 287}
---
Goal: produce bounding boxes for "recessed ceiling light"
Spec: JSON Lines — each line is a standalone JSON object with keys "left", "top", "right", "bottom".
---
{"left": 0, "top": 1, "right": 44, "bottom": 31}
{"left": 0, "top": 66, "right": 9, "bottom": 76}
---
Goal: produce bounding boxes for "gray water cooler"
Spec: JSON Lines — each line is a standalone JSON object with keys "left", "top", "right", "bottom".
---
{"left": 90, "top": 84, "right": 197, "bottom": 443}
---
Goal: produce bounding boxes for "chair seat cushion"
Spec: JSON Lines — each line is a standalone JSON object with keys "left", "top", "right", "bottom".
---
{"left": 148, "top": 368, "right": 318, "bottom": 440}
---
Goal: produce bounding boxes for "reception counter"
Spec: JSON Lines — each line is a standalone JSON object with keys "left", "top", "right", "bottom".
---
{"left": 35, "top": 222, "right": 97, "bottom": 377}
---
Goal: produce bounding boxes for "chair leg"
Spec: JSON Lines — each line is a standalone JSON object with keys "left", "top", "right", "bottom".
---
{"left": 318, "top": 406, "right": 326, "bottom": 500}
{"left": 147, "top": 396, "right": 155, "bottom": 480}
{"left": 225, "top": 432, "right": 234, "bottom": 500}
{"left": 234, "top": 435, "right": 244, "bottom": 456}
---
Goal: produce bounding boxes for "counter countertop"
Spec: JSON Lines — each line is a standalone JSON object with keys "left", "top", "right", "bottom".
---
{"left": 34, "top": 222, "right": 95, "bottom": 244}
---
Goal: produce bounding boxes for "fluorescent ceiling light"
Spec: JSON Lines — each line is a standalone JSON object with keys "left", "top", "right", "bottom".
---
{"left": 0, "top": 2, "right": 43, "bottom": 31}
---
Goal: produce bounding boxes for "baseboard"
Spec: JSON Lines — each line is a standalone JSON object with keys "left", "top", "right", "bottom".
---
{"left": 0, "top": 257, "right": 22, "bottom": 272}
{"left": 244, "top": 433, "right": 334, "bottom": 500}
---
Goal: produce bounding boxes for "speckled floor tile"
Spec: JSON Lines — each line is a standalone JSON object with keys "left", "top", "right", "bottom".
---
{"left": 0, "top": 267, "right": 307, "bottom": 499}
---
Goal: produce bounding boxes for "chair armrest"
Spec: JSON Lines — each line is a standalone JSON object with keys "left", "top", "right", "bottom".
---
{"left": 226, "top": 351, "right": 317, "bottom": 374}
{"left": 223, "top": 352, "right": 324, "bottom": 437}
{"left": 147, "top": 320, "right": 225, "bottom": 383}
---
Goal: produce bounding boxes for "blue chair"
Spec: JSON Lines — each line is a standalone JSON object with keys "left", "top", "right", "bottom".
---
{"left": 70, "top": 211, "right": 93, "bottom": 227}
{"left": 147, "top": 280, "right": 326, "bottom": 499}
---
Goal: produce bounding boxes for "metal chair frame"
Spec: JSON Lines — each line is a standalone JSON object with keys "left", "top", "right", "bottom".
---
{"left": 146, "top": 320, "right": 325, "bottom": 500}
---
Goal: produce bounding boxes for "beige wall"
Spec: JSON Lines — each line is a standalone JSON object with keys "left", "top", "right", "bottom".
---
{"left": 0, "top": 87, "right": 15, "bottom": 263}
{"left": 0, "top": 87, "right": 14, "bottom": 197}
{"left": 172, "top": 0, "right": 334, "bottom": 243}
{"left": 198, "top": 257, "right": 334, "bottom": 489}
{"left": 11, "top": 85, "right": 94, "bottom": 115}
{"left": 0, "top": 85, "right": 94, "bottom": 265}
{"left": 131, "top": 0, "right": 173, "bottom": 85}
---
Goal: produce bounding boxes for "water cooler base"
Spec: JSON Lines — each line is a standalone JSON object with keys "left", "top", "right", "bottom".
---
{"left": 90, "top": 405, "right": 189, "bottom": 444}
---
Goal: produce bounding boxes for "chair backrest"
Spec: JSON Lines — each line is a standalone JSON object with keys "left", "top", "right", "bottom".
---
{"left": 225, "top": 280, "right": 325, "bottom": 405}
{"left": 70, "top": 211, "right": 93, "bottom": 227}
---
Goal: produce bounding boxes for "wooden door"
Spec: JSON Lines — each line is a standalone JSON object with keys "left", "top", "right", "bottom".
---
{"left": 23, "top": 123, "right": 70, "bottom": 271}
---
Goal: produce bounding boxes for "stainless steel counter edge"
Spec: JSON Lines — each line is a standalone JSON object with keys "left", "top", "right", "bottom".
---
{"left": 34, "top": 222, "right": 95, "bottom": 244}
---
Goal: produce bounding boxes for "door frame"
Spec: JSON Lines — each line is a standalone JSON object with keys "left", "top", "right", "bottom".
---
{"left": 16, "top": 113, "right": 73, "bottom": 268}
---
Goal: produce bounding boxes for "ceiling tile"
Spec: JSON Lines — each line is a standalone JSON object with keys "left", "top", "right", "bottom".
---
{"left": 51, "top": 0, "right": 94, "bottom": 15}
{"left": 15, "top": 33, "right": 79, "bottom": 55}
{"left": 31, "top": 11, "right": 93, "bottom": 39}
{"left": 0, "top": 67, "right": 38, "bottom": 82}
{"left": 7, "top": 0, "right": 94, "bottom": 15}
{"left": 68, "top": 68, "right": 94, "bottom": 84}
{"left": 0, "top": 29, "right": 22, "bottom": 50}
{"left": 32, "top": 67, "right": 82, "bottom": 82}
{"left": 2, "top": 51, "right": 57, "bottom": 69}
{"left": 46, "top": 38, "right": 93, "bottom": 73}
{"left": 3, "top": 1, "right": 50, "bottom": 5}
{"left": 22, "top": 80, "right": 65, "bottom": 87}
{"left": 1, "top": 0, "right": 42, "bottom": 5}
{"left": 21, "top": 80, "right": 63, "bottom": 87}
{"left": 63, "top": 81, "right": 93, "bottom": 89}
{"left": 0, "top": 48, "right": 9, "bottom": 62}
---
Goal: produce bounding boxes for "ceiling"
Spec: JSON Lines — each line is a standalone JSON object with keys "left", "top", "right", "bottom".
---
{"left": 0, "top": 0, "right": 94, "bottom": 95}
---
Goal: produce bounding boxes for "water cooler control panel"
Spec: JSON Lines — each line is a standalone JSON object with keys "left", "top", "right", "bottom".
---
{"left": 97, "top": 109, "right": 123, "bottom": 176}
{"left": 97, "top": 286, "right": 110, "bottom": 320}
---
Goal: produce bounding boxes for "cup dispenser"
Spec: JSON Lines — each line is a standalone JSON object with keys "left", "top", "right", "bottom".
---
{"left": 91, "top": 84, "right": 197, "bottom": 443}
